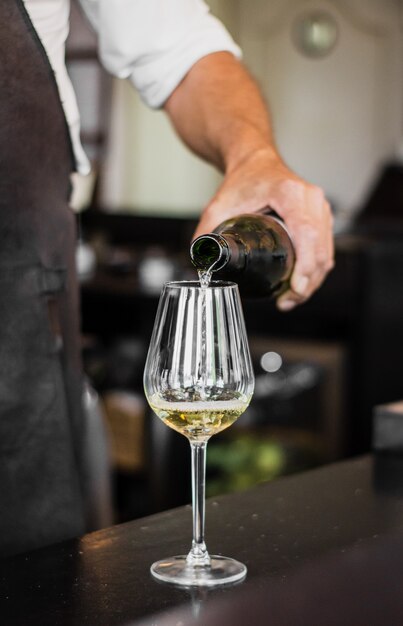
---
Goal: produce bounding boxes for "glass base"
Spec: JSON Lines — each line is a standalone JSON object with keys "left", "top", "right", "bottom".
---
{"left": 150, "top": 555, "right": 247, "bottom": 587}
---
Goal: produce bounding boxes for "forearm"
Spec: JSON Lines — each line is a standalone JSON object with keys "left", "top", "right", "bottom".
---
{"left": 164, "top": 52, "right": 279, "bottom": 173}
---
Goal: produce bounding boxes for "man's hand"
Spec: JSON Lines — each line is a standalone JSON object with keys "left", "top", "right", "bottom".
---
{"left": 192, "top": 147, "right": 334, "bottom": 311}
{"left": 165, "top": 52, "right": 334, "bottom": 309}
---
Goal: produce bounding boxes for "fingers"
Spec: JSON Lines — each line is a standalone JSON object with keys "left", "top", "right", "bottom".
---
{"left": 276, "top": 186, "right": 334, "bottom": 311}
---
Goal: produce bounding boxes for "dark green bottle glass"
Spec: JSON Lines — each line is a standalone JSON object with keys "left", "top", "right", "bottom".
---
{"left": 190, "top": 211, "right": 295, "bottom": 298}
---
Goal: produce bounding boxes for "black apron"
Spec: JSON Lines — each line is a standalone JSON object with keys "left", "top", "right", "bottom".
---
{"left": 0, "top": 0, "right": 87, "bottom": 557}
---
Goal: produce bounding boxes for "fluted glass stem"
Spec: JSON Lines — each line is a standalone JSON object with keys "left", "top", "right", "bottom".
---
{"left": 187, "top": 441, "right": 210, "bottom": 566}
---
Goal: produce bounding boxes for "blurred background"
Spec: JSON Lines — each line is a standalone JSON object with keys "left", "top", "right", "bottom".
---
{"left": 66, "top": 0, "right": 403, "bottom": 527}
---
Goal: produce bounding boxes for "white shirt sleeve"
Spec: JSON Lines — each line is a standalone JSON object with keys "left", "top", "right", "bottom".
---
{"left": 78, "top": 0, "right": 242, "bottom": 108}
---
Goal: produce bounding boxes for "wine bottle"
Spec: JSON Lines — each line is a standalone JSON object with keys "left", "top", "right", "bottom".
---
{"left": 190, "top": 210, "right": 295, "bottom": 297}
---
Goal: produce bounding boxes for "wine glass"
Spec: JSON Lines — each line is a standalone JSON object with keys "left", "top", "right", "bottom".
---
{"left": 144, "top": 280, "right": 254, "bottom": 587}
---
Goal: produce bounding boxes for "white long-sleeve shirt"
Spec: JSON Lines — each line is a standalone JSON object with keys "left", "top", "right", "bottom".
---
{"left": 23, "top": 0, "right": 241, "bottom": 174}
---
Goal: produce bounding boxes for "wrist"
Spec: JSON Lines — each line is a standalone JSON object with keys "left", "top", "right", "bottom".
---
{"left": 224, "top": 142, "right": 284, "bottom": 175}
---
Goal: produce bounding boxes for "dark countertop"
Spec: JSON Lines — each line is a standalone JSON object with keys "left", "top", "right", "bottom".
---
{"left": 2, "top": 454, "right": 403, "bottom": 625}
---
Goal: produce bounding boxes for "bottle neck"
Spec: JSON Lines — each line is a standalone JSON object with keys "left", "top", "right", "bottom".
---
{"left": 190, "top": 234, "right": 229, "bottom": 272}
{"left": 190, "top": 233, "right": 246, "bottom": 273}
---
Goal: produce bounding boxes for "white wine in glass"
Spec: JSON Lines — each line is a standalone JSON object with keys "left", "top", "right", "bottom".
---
{"left": 144, "top": 280, "right": 254, "bottom": 587}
